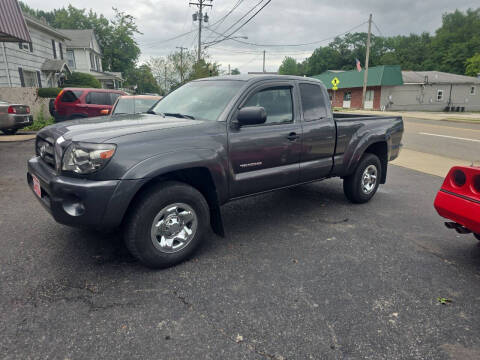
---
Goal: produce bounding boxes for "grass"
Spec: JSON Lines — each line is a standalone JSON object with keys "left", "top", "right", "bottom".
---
{"left": 23, "top": 104, "right": 54, "bottom": 131}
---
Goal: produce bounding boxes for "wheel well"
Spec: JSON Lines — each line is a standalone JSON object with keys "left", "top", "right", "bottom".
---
{"left": 124, "top": 167, "right": 225, "bottom": 236}
{"left": 364, "top": 142, "right": 388, "bottom": 183}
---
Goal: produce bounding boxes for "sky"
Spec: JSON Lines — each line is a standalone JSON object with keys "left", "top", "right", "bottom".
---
{"left": 24, "top": 0, "right": 479, "bottom": 74}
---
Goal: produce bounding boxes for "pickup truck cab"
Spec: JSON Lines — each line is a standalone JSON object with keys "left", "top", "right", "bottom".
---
{"left": 27, "top": 75, "right": 403, "bottom": 268}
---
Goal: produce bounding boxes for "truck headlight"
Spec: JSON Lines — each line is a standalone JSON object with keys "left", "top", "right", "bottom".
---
{"left": 62, "top": 142, "right": 116, "bottom": 174}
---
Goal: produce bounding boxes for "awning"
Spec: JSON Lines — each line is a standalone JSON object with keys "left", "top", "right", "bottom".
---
{"left": 41, "top": 59, "right": 71, "bottom": 74}
{"left": 0, "top": 0, "right": 31, "bottom": 42}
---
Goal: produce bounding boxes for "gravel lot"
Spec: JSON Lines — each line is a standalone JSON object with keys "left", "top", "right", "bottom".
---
{"left": 1, "top": 140, "right": 480, "bottom": 360}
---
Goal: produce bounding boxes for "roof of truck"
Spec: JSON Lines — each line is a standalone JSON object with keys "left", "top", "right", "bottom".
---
{"left": 198, "top": 74, "right": 324, "bottom": 83}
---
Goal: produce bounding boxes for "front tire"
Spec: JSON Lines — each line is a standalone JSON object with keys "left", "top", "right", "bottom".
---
{"left": 124, "top": 181, "right": 210, "bottom": 269}
{"left": 343, "top": 153, "right": 382, "bottom": 204}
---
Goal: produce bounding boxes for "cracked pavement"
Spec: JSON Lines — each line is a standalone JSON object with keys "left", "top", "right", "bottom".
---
{"left": 2, "top": 140, "right": 480, "bottom": 359}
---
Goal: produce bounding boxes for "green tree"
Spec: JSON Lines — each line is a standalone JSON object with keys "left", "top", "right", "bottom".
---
{"left": 19, "top": 3, "right": 141, "bottom": 76}
{"left": 125, "top": 65, "right": 161, "bottom": 94}
{"left": 64, "top": 72, "right": 101, "bottom": 88}
{"left": 278, "top": 57, "right": 299, "bottom": 75}
{"left": 465, "top": 54, "right": 480, "bottom": 76}
{"left": 231, "top": 68, "right": 241, "bottom": 75}
{"left": 189, "top": 59, "right": 220, "bottom": 80}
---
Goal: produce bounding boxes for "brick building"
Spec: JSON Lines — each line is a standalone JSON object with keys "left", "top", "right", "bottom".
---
{"left": 312, "top": 66, "right": 403, "bottom": 110}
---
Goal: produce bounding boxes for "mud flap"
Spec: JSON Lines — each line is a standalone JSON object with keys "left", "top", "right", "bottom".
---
{"left": 210, "top": 206, "right": 225, "bottom": 237}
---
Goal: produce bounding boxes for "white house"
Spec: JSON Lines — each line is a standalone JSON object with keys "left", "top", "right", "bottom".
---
{"left": 61, "top": 29, "right": 123, "bottom": 89}
{"left": 0, "top": 14, "right": 71, "bottom": 88}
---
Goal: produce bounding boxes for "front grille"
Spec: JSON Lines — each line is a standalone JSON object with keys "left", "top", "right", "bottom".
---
{"left": 36, "top": 137, "right": 55, "bottom": 169}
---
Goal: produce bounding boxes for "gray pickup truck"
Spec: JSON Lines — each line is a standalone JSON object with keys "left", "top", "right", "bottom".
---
{"left": 27, "top": 75, "right": 403, "bottom": 268}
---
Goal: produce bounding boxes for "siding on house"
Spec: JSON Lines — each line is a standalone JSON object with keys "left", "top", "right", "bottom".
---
{"left": 0, "top": 15, "right": 68, "bottom": 87}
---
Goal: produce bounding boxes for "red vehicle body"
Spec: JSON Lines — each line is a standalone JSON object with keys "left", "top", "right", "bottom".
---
{"left": 434, "top": 166, "right": 480, "bottom": 240}
{"left": 53, "top": 88, "right": 126, "bottom": 122}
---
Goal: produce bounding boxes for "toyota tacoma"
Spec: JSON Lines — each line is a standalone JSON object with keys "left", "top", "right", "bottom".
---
{"left": 27, "top": 75, "right": 404, "bottom": 268}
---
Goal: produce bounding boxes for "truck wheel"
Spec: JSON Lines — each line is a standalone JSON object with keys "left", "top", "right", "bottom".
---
{"left": 343, "top": 153, "right": 382, "bottom": 204}
{"left": 2, "top": 129, "right": 17, "bottom": 135}
{"left": 124, "top": 181, "right": 210, "bottom": 268}
{"left": 475, "top": 234, "right": 480, "bottom": 241}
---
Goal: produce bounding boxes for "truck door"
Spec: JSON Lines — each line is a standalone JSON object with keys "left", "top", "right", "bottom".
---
{"left": 228, "top": 83, "right": 302, "bottom": 198}
{"left": 298, "top": 83, "right": 336, "bottom": 182}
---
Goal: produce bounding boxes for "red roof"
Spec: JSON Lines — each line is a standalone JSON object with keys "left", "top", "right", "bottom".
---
{"left": 0, "top": 0, "right": 31, "bottom": 42}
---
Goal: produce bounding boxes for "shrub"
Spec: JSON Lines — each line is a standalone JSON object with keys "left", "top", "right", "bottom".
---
{"left": 24, "top": 104, "right": 54, "bottom": 131}
{"left": 64, "top": 72, "right": 101, "bottom": 88}
{"left": 38, "top": 87, "right": 62, "bottom": 98}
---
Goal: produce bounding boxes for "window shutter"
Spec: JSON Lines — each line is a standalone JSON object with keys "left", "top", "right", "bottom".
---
{"left": 18, "top": 68, "right": 25, "bottom": 87}
{"left": 59, "top": 43, "right": 63, "bottom": 59}
{"left": 52, "top": 39, "right": 57, "bottom": 59}
{"left": 36, "top": 71, "right": 42, "bottom": 88}
{"left": 29, "top": 42, "right": 33, "bottom": 52}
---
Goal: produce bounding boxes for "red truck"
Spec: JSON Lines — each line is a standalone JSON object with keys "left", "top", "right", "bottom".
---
{"left": 434, "top": 165, "right": 480, "bottom": 240}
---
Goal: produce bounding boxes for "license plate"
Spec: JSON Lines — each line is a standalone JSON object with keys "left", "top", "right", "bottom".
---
{"left": 32, "top": 175, "right": 41, "bottom": 198}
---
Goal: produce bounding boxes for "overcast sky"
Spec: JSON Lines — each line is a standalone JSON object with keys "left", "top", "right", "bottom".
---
{"left": 24, "top": 0, "right": 479, "bottom": 74}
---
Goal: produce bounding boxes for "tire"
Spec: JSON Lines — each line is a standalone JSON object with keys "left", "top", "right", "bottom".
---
{"left": 343, "top": 153, "right": 382, "bottom": 204}
{"left": 124, "top": 181, "right": 210, "bottom": 269}
{"left": 475, "top": 234, "right": 480, "bottom": 241}
{"left": 2, "top": 129, "right": 17, "bottom": 135}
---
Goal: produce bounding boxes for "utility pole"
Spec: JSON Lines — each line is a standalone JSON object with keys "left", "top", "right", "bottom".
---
{"left": 190, "top": 0, "right": 212, "bottom": 62}
{"left": 263, "top": 50, "right": 266, "bottom": 73}
{"left": 361, "top": 13, "right": 372, "bottom": 109}
{"left": 176, "top": 46, "right": 188, "bottom": 82}
{"left": 164, "top": 64, "right": 167, "bottom": 93}
{"left": 228, "top": 64, "right": 231, "bottom": 75}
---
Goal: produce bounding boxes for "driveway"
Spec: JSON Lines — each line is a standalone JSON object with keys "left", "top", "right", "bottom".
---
{"left": 1, "top": 140, "right": 480, "bottom": 359}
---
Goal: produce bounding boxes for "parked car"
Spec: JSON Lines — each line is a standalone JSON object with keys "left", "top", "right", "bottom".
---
{"left": 53, "top": 88, "right": 126, "bottom": 122}
{"left": 110, "top": 95, "right": 162, "bottom": 116}
{"left": 0, "top": 100, "right": 33, "bottom": 135}
{"left": 434, "top": 165, "right": 480, "bottom": 240}
{"left": 27, "top": 75, "right": 404, "bottom": 268}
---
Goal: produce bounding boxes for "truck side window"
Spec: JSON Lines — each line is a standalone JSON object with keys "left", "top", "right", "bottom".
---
{"left": 299, "top": 83, "right": 328, "bottom": 121}
{"left": 86, "top": 92, "right": 111, "bottom": 105}
{"left": 243, "top": 87, "right": 293, "bottom": 125}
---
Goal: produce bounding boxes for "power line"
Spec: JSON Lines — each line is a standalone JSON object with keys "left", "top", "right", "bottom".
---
{"left": 372, "top": 20, "right": 384, "bottom": 37}
{"left": 206, "top": 20, "right": 368, "bottom": 48}
{"left": 209, "top": 0, "right": 267, "bottom": 45}
{"left": 204, "top": 0, "right": 245, "bottom": 41}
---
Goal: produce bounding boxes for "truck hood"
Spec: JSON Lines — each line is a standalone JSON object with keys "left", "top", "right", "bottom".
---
{"left": 38, "top": 114, "right": 203, "bottom": 143}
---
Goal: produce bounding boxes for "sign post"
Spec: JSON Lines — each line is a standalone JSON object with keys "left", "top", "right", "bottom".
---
{"left": 331, "top": 77, "right": 340, "bottom": 106}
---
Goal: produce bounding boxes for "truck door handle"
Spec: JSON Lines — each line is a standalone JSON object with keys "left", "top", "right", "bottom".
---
{"left": 286, "top": 132, "right": 299, "bottom": 141}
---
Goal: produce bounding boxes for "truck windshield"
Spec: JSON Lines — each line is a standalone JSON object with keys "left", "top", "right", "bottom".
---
{"left": 151, "top": 80, "right": 244, "bottom": 121}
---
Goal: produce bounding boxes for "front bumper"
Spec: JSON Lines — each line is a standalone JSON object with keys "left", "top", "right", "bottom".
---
{"left": 434, "top": 190, "right": 480, "bottom": 234}
{"left": 0, "top": 114, "right": 33, "bottom": 129}
{"left": 27, "top": 156, "right": 124, "bottom": 228}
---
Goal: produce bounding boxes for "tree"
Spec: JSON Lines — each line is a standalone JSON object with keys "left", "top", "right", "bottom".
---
{"left": 19, "top": 3, "right": 141, "bottom": 75}
{"left": 465, "top": 54, "right": 480, "bottom": 76}
{"left": 125, "top": 65, "right": 161, "bottom": 94}
{"left": 278, "top": 57, "right": 299, "bottom": 75}
{"left": 231, "top": 68, "right": 240, "bottom": 75}
{"left": 63, "top": 72, "right": 101, "bottom": 88}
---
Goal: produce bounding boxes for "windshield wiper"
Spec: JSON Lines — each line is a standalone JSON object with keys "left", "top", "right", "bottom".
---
{"left": 163, "top": 112, "right": 195, "bottom": 120}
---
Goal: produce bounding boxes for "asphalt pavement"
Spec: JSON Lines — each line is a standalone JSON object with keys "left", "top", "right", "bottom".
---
{"left": 1, "top": 133, "right": 480, "bottom": 359}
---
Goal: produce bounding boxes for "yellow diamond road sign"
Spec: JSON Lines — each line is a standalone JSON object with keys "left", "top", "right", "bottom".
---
{"left": 331, "top": 77, "right": 340, "bottom": 90}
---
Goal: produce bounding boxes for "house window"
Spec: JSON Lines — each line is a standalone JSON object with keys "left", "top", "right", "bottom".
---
{"left": 437, "top": 89, "right": 444, "bottom": 102}
{"left": 67, "top": 50, "right": 76, "bottom": 69}
{"left": 343, "top": 91, "right": 352, "bottom": 101}
{"left": 23, "top": 70, "right": 38, "bottom": 87}
{"left": 95, "top": 56, "right": 100, "bottom": 72}
{"left": 90, "top": 52, "right": 95, "bottom": 70}
{"left": 471, "top": 86, "right": 476, "bottom": 95}
{"left": 51, "top": 39, "right": 57, "bottom": 59}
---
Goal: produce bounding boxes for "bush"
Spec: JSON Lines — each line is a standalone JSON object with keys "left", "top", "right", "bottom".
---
{"left": 64, "top": 72, "right": 101, "bottom": 88}
{"left": 38, "top": 87, "right": 62, "bottom": 98}
{"left": 24, "top": 104, "right": 54, "bottom": 131}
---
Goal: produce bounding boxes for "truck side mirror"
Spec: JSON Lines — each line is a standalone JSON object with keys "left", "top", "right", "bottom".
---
{"left": 237, "top": 106, "right": 267, "bottom": 126}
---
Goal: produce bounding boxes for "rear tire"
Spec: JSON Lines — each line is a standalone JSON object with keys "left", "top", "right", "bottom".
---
{"left": 2, "top": 129, "right": 17, "bottom": 135}
{"left": 343, "top": 153, "right": 382, "bottom": 204}
{"left": 475, "top": 234, "right": 480, "bottom": 241}
{"left": 124, "top": 181, "right": 210, "bottom": 269}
